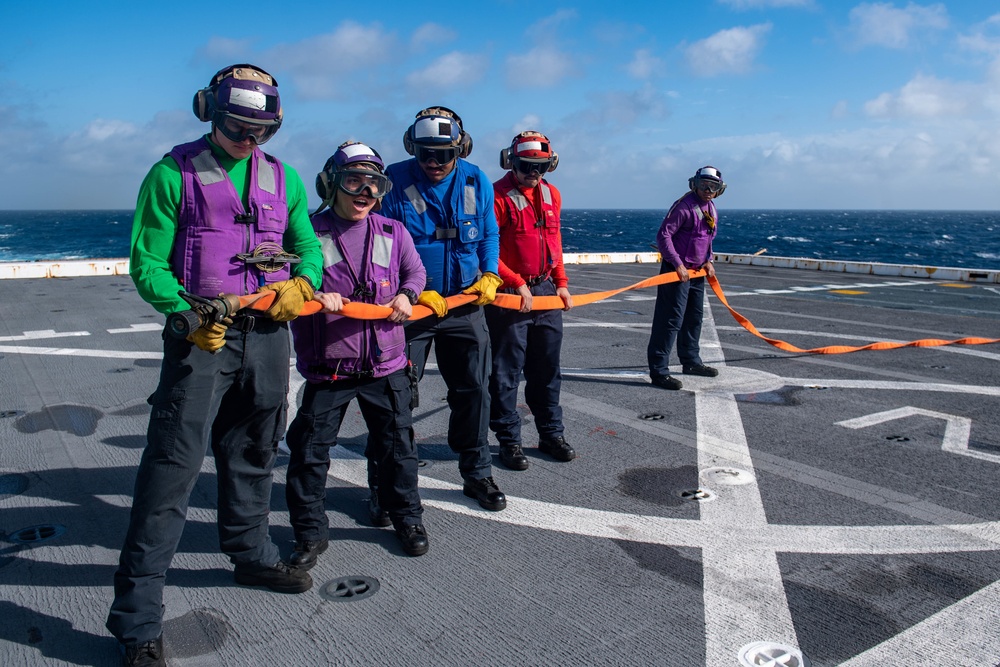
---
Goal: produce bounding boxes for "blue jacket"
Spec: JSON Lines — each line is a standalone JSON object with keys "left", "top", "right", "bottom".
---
{"left": 382, "top": 158, "right": 499, "bottom": 297}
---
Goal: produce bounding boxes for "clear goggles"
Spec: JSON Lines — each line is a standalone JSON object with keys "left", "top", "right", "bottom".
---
{"left": 217, "top": 115, "right": 279, "bottom": 144}
{"left": 415, "top": 145, "right": 459, "bottom": 165}
{"left": 695, "top": 178, "right": 724, "bottom": 194}
{"left": 514, "top": 157, "right": 553, "bottom": 175}
{"left": 336, "top": 169, "right": 392, "bottom": 198}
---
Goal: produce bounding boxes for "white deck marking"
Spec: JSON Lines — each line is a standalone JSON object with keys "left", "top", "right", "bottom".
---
{"left": 0, "top": 330, "right": 89, "bottom": 342}
{"left": 693, "top": 306, "right": 802, "bottom": 663}
{"left": 0, "top": 344, "right": 162, "bottom": 359}
{"left": 322, "top": 448, "right": 1000, "bottom": 553}
{"left": 3, "top": 293, "right": 997, "bottom": 662}
{"left": 838, "top": 577, "right": 1000, "bottom": 665}
{"left": 108, "top": 323, "right": 162, "bottom": 333}
{"left": 837, "top": 406, "right": 1000, "bottom": 464}
{"left": 720, "top": 280, "right": 926, "bottom": 297}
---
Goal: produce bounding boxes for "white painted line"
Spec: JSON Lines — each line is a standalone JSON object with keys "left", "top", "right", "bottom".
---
{"left": 0, "top": 345, "right": 161, "bottom": 360}
{"left": 838, "top": 577, "right": 1000, "bottom": 666}
{"left": 108, "top": 323, "right": 162, "bottom": 334}
{"left": 322, "top": 449, "right": 1000, "bottom": 554}
{"left": 791, "top": 379, "right": 1000, "bottom": 396}
{"left": 693, "top": 306, "right": 802, "bottom": 663}
{"left": 837, "top": 406, "right": 998, "bottom": 464}
{"left": 0, "top": 330, "right": 90, "bottom": 342}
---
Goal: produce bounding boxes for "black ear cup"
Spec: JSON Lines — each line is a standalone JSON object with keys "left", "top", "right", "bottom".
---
{"left": 458, "top": 133, "right": 472, "bottom": 158}
{"left": 315, "top": 170, "right": 333, "bottom": 201}
{"left": 499, "top": 147, "right": 512, "bottom": 170}
{"left": 403, "top": 128, "right": 415, "bottom": 156}
{"left": 192, "top": 88, "right": 215, "bottom": 122}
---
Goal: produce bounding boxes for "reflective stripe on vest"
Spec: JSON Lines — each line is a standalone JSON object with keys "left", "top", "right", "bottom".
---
{"left": 506, "top": 189, "right": 529, "bottom": 212}
{"left": 372, "top": 233, "right": 393, "bottom": 268}
{"left": 258, "top": 158, "right": 276, "bottom": 195}
{"left": 403, "top": 185, "right": 428, "bottom": 215}
{"left": 319, "top": 234, "right": 344, "bottom": 268}
{"left": 464, "top": 184, "right": 476, "bottom": 215}
{"left": 191, "top": 150, "right": 227, "bottom": 186}
{"left": 505, "top": 183, "right": 552, "bottom": 212}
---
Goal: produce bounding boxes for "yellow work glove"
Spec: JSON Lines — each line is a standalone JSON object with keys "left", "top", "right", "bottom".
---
{"left": 462, "top": 272, "right": 503, "bottom": 306}
{"left": 417, "top": 290, "right": 449, "bottom": 318}
{"left": 257, "top": 276, "right": 314, "bottom": 322}
{"left": 186, "top": 318, "right": 230, "bottom": 353}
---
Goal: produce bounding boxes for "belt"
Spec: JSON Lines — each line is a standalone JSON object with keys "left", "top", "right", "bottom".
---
{"left": 307, "top": 364, "right": 375, "bottom": 380}
{"left": 230, "top": 314, "right": 260, "bottom": 332}
{"left": 524, "top": 274, "right": 551, "bottom": 287}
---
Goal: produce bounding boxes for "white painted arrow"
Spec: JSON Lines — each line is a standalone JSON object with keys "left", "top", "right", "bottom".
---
{"left": 836, "top": 406, "right": 1000, "bottom": 464}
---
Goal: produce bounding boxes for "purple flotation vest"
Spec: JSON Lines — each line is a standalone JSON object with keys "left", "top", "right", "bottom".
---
{"left": 169, "top": 137, "right": 291, "bottom": 297}
{"left": 291, "top": 210, "right": 423, "bottom": 381}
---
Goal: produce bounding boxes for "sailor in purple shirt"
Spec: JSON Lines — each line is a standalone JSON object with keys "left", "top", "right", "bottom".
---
{"left": 647, "top": 166, "right": 726, "bottom": 390}
{"left": 285, "top": 142, "right": 430, "bottom": 563}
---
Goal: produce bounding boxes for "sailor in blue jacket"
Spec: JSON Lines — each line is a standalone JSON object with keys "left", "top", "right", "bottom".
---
{"left": 381, "top": 106, "right": 507, "bottom": 512}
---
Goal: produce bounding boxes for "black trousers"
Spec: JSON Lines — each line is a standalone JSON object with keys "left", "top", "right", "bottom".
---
{"left": 285, "top": 368, "right": 422, "bottom": 539}
{"left": 404, "top": 303, "right": 493, "bottom": 481}
{"left": 108, "top": 319, "right": 288, "bottom": 644}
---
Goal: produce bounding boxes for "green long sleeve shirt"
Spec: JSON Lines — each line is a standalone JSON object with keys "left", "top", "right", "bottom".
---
{"left": 129, "top": 135, "right": 323, "bottom": 314}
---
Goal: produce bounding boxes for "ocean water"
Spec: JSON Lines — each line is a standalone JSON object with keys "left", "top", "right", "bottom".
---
{"left": 1, "top": 209, "right": 998, "bottom": 270}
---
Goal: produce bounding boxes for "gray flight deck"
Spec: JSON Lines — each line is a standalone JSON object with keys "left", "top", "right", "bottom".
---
{"left": 1, "top": 255, "right": 999, "bottom": 666}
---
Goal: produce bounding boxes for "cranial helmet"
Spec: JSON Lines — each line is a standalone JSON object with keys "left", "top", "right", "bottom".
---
{"left": 688, "top": 165, "right": 726, "bottom": 196}
{"left": 402, "top": 106, "right": 473, "bottom": 159}
{"left": 192, "top": 64, "right": 282, "bottom": 143}
{"left": 500, "top": 131, "right": 559, "bottom": 173}
{"left": 314, "top": 141, "right": 392, "bottom": 214}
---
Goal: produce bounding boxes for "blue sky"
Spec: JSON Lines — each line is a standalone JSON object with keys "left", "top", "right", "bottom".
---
{"left": 3, "top": 1, "right": 999, "bottom": 210}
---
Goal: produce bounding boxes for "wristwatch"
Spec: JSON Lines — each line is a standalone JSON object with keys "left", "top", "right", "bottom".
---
{"left": 397, "top": 288, "right": 419, "bottom": 305}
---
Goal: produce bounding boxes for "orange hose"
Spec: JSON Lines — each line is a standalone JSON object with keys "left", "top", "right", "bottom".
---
{"left": 705, "top": 275, "right": 1000, "bottom": 354}
{"left": 239, "top": 271, "right": 999, "bottom": 352}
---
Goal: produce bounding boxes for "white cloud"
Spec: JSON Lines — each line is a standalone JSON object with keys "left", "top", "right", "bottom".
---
{"left": 847, "top": 2, "right": 948, "bottom": 50}
{"left": 718, "top": 0, "right": 813, "bottom": 8}
{"left": 197, "top": 36, "right": 255, "bottom": 61}
{"left": 685, "top": 24, "right": 772, "bottom": 76}
{"left": 957, "top": 13, "right": 1000, "bottom": 56}
{"left": 410, "top": 23, "right": 456, "bottom": 50}
{"left": 263, "top": 22, "right": 396, "bottom": 100}
{"left": 505, "top": 48, "right": 577, "bottom": 88}
{"left": 509, "top": 115, "right": 544, "bottom": 136}
{"left": 627, "top": 49, "right": 664, "bottom": 79}
{"left": 863, "top": 73, "right": 975, "bottom": 118}
{"left": 406, "top": 51, "right": 490, "bottom": 90}
{"left": 525, "top": 9, "right": 578, "bottom": 41}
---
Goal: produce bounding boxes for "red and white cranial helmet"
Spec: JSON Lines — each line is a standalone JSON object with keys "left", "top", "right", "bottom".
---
{"left": 501, "top": 131, "right": 559, "bottom": 173}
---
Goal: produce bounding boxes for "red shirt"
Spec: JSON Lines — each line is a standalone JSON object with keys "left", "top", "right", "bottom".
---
{"left": 492, "top": 172, "right": 568, "bottom": 289}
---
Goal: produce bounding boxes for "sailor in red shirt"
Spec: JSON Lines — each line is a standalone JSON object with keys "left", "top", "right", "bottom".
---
{"left": 487, "top": 131, "right": 575, "bottom": 471}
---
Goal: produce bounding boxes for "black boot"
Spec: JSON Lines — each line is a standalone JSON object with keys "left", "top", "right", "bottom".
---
{"left": 538, "top": 435, "right": 576, "bottom": 462}
{"left": 462, "top": 476, "right": 507, "bottom": 511}
{"left": 499, "top": 443, "right": 529, "bottom": 471}
{"left": 288, "top": 539, "right": 328, "bottom": 570}
{"left": 395, "top": 523, "right": 429, "bottom": 556}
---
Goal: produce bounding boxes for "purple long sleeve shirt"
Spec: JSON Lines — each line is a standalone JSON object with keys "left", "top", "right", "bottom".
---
{"left": 655, "top": 191, "right": 717, "bottom": 268}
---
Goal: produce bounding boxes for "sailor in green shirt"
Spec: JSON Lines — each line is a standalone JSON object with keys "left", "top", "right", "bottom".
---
{"left": 129, "top": 137, "right": 322, "bottom": 314}
{"left": 108, "top": 64, "right": 321, "bottom": 667}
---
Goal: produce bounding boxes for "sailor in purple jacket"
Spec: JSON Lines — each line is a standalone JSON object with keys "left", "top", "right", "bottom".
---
{"left": 285, "top": 142, "right": 430, "bottom": 562}
{"left": 647, "top": 166, "right": 726, "bottom": 390}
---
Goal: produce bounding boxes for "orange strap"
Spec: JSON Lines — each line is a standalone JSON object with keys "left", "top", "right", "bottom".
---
{"left": 241, "top": 290, "right": 477, "bottom": 320}
{"left": 705, "top": 275, "right": 1000, "bottom": 354}
{"left": 240, "top": 272, "right": 999, "bottom": 353}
